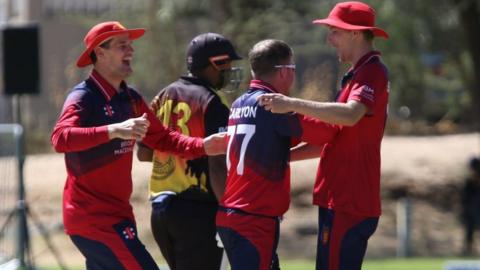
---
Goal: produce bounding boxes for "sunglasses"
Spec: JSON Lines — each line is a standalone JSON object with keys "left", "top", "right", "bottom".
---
{"left": 274, "top": 64, "right": 296, "bottom": 70}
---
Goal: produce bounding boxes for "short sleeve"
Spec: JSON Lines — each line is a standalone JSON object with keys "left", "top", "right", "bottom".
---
{"left": 347, "top": 64, "right": 388, "bottom": 113}
{"left": 273, "top": 112, "right": 302, "bottom": 138}
{"left": 204, "top": 95, "right": 229, "bottom": 136}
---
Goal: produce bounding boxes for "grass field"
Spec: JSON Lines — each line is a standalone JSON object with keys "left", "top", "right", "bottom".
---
{"left": 39, "top": 257, "right": 465, "bottom": 270}
{"left": 283, "top": 258, "right": 447, "bottom": 270}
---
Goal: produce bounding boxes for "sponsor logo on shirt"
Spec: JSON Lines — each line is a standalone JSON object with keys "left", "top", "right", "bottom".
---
{"left": 360, "top": 85, "right": 375, "bottom": 103}
{"left": 114, "top": 140, "right": 134, "bottom": 155}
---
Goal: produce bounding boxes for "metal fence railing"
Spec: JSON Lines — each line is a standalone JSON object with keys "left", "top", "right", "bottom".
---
{"left": 0, "top": 124, "right": 25, "bottom": 269}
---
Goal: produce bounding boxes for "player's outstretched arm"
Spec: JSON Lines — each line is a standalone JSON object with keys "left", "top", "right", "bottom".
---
{"left": 209, "top": 155, "right": 227, "bottom": 200}
{"left": 259, "top": 93, "right": 367, "bottom": 126}
{"left": 257, "top": 93, "right": 294, "bottom": 113}
{"left": 203, "top": 132, "right": 227, "bottom": 156}
{"left": 290, "top": 143, "right": 322, "bottom": 162}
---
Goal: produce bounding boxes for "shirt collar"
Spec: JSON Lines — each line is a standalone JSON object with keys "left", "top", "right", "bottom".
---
{"left": 89, "top": 69, "right": 126, "bottom": 101}
{"left": 249, "top": 80, "right": 278, "bottom": 93}
{"left": 337, "top": 51, "right": 381, "bottom": 100}
{"left": 180, "top": 75, "right": 214, "bottom": 90}
{"left": 351, "top": 50, "right": 381, "bottom": 73}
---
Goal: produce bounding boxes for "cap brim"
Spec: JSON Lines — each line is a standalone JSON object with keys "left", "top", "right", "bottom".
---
{"left": 312, "top": 19, "right": 389, "bottom": 39}
{"left": 76, "top": 28, "right": 145, "bottom": 68}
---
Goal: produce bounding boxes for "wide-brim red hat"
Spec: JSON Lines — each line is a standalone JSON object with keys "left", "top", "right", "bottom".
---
{"left": 76, "top": 21, "right": 145, "bottom": 68}
{"left": 313, "top": 1, "right": 388, "bottom": 39}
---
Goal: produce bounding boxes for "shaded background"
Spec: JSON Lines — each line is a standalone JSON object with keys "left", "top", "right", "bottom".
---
{"left": 1, "top": 0, "right": 480, "bottom": 150}
{"left": 1, "top": 0, "right": 480, "bottom": 268}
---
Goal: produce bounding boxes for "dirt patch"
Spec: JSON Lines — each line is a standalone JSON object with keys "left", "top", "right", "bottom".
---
{"left": 282, "top": 133, "right": 480, "bottom": 259}
{"left": 7, "top": 133, "right": 480, "bottom": 266}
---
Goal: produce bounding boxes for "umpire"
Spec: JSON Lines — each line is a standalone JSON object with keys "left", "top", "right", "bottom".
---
{"left": 137, "top": 33, "right": 241, "bottom": 270}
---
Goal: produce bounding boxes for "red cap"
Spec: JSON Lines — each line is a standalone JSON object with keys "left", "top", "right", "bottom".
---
{"left": 313, "top": 1, "right": 388, "bottom": 39}
{"left": 76, "top": 21, "right": 145, "bottom": 68}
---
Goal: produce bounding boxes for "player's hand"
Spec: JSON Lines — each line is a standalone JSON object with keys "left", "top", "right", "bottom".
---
{"left": 108, "top": 113, "right": 150, "bottom": 140}
{"left": 257, "top": 93, "right": 293, "bottom": 113}
{"left": 203, "top": 132, "right": 227, "bottom": 156}
{"left": 150, "top": 95, "right": 161, "bottom": 112}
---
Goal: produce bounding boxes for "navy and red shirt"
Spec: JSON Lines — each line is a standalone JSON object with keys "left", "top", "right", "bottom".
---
{"left": 313, "top": 51, "right": 389, "bottom": 217}
{"left": 221, "top": 80, "right": 337, "bottom": 217}
{"left": 51, "top": 70, "right": 205, "bottom": 235}
{"left": 148, "top": 76, "right": 229, "bottom": 202}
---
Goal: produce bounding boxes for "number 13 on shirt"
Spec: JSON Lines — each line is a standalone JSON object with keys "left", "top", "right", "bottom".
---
{"left": 226, "top": 124, "right": 256, "bottom": 175}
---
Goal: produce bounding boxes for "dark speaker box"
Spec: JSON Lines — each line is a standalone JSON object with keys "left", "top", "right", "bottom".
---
{"left": 1, "top": 24, "right": 40, "bottom": 95}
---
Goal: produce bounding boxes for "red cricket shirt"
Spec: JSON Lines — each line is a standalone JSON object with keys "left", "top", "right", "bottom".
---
{"left": 51, "top": 70, "right": 205, "bottom": 235}
{"left": 313, "top": 51, "right": 389, "bottom": 217}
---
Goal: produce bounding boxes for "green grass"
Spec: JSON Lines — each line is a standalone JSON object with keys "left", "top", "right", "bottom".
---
{"left": 38, "top": 258, "right": 464, "bottom": 270}
{"left": 363, "top": 258, "right": 447, "bottom": 270}
{"left": 281, "top": 258, "right": 449, "bottom": 270}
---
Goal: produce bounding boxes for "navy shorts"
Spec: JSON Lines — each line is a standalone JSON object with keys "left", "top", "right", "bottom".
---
{"left": 315, "top": 208, "right": 378, "bottom": 270}
{"left": 216, "top": 207, "right": 280, "bottom": 270}
{"left": 70, "top": 220, "right": 159, "bottom": 270}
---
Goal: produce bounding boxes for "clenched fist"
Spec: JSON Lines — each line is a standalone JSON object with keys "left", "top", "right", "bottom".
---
{"left": 203, "top": 132, "right": 227, "bottom": 156}
{"left": 108, "top": 113, "right": 150, "bottom": 140}
{"left": 257, "top": 93, "right": 294, "bottom": 113}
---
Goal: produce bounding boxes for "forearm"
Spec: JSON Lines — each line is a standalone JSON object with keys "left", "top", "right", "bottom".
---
{"left": 290, "top": 143, "right": 321, "bottom": 162}
{"left": 51, "top": 103, "right": 112, "bottom": 152}
{"left": 208, "top": 155, "right": 227, "bottom": 200}
{"left": 140, "top": 101, "right": 206, "bottom": 159}
{"left": 143, "top": 129, "right": 205, "bottom": 159}
{"left": 51, "top": 125, "right": 110, "bottom": 152}
{"left": 136, "top": 142, "right": 154, "bottom": 162}
{"left": 289, "top": 98, "right": 360, "bottom": 126}
{"left": 297, "top": 115, "right": 338, "bottom": 146}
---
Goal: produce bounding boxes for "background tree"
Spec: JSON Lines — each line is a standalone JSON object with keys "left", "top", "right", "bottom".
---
{"left": 453, "top": 0, "right": 480, "bottom": 131}
{"left": 32, "top": 0, "right": 480, "bottom": 153}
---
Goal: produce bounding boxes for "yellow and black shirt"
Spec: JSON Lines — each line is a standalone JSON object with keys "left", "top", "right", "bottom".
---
{"left": 149, "top": 76, "right": 229, "bottom": 202}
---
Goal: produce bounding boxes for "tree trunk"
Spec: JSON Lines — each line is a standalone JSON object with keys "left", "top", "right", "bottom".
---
{"left": 454, "top": 0, "right": 480, "bottom": 131}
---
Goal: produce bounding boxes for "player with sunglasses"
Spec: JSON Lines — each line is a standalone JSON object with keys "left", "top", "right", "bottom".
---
{"left": 257, "top": 2, "right": 390, "bottom": 269}
{"left": 217, "top": 39, "right": 338, "bottom": 270}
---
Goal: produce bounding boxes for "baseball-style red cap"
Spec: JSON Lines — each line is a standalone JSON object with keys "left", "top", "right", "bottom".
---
{"left": 76, "top": 21, "right": 145, "bottom": 68}
{"left": 313, "top": 1, "right": 388, "bottom": 39}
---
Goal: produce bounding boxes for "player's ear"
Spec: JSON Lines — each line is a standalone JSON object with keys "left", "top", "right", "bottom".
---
{"left": 94, "top": 46, "right": 105, "bottom": 59}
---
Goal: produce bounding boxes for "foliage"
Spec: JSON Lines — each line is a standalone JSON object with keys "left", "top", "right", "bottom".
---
{"left": 374, "top": 0, "right": 470, "bottom": 125}
{"left": 67, "top": 0, "right": 479, "bottom": 131}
